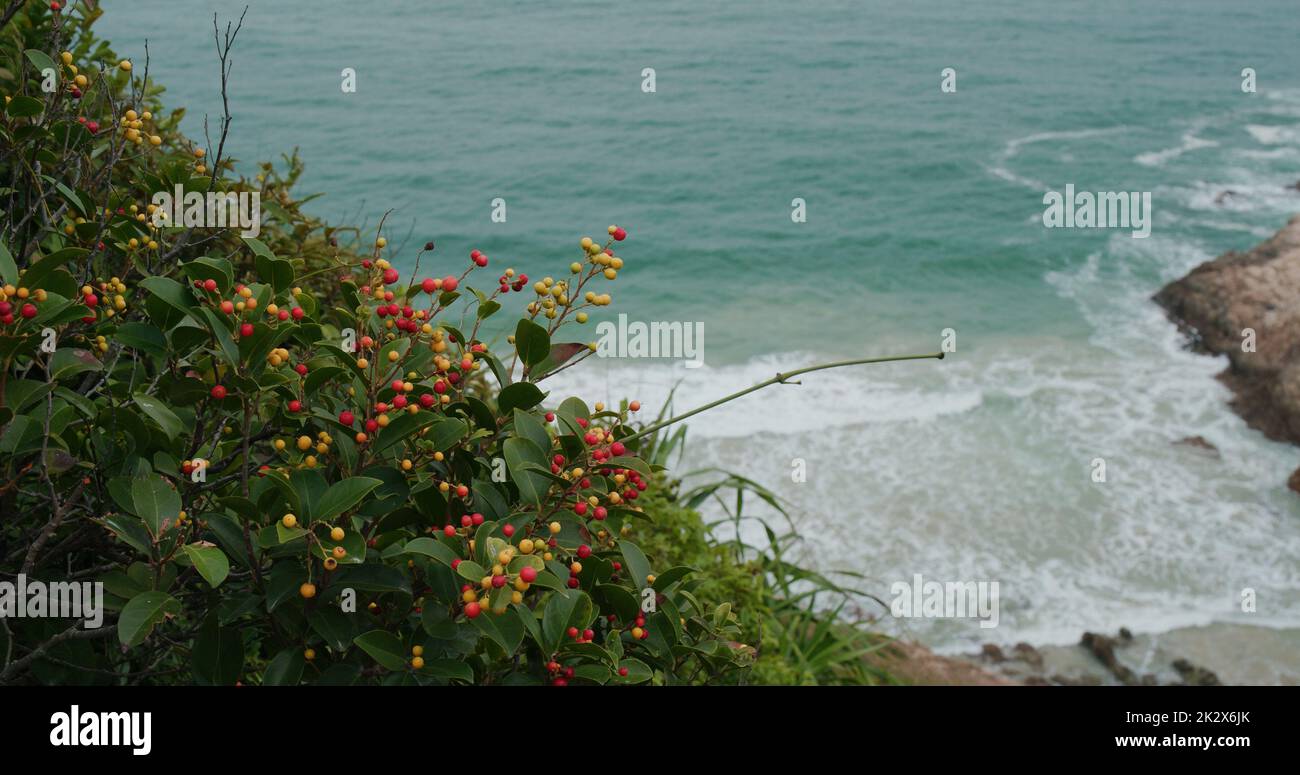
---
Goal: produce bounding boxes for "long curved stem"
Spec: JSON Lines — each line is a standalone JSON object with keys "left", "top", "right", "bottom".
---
{"left": 621, "top": 351, "right": 945, "bottom": 444}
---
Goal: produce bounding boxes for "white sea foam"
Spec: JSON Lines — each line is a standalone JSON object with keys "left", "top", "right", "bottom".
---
{"left": 986, "top": 126, "right": 1129, "bottom": 190}
{"left": 1135, "top": 130, "right": 1218, "bottom": 167}
{"left": 1245, "top": 124, "right": 1300, "bottom": 145}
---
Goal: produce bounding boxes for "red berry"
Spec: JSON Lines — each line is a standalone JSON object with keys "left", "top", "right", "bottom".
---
{"left": 610, "top": 442, "right": 626, "bottom": 456}
{"left": 441, "top": 276, "right": 458, "bottom": 292}
{"left": 502, "top": 524, "right": 515, "bottom": 537}
{"left": 210, "top": 385, "right": 227, "bottom": 400}
{"left": 618, "top": 667, "right": 629, "bottom": 677}
{"left": 444, "top": 525, "right": 457, "bottom": 537}
{"left": 577, "top": 545, "right": 592, "bottom": 559}
{"left": 382, "top": 268, "right": 399, "bottom": 284}
{"left": 287, "top": 400, "right": 302, "bottom": 413}
{"left": 520, "top": 566, "right": 537, "bottom": 583}
{"left": 203, "top": 279, "right": 218, "bottom": 292}
{"left": 339, "top": 410, "right": 355, "bottom": 426}
{"left": 240, "top": 323, "right": 254, "bottom": 337}
{"left": 567, "top": 627, "right": 579, "bottom": 638}
{"left": 20, "top": 303, "right": 37, "bottom": 319}
{"left": 464, "top": 602, "right": 481, "bottom": 619}
{"left": 291, "top": 307, "right": 304, "bottom": 320}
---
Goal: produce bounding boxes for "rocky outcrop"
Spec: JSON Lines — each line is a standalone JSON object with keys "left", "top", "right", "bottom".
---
{"left": 1154, "top": 214, "right": 1300, "bottom": 488}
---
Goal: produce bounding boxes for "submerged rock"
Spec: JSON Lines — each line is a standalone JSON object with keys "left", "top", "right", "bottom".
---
{"left": 1154, "top": 213, "right": 1300, "bottom": 487}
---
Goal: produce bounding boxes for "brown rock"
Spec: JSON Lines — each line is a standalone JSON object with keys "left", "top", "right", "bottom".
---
{"left": 1174, "top": 435, "right": 1220, "bottom": 456}
{"left": 981, "top": 643, "right": 1006, "bottom": 662}
{"left": 1081, "top": 631, "right": 1139, "bottom": 685}
{"left": 1154, "top": 214, "right": 1300, "bottom": 488}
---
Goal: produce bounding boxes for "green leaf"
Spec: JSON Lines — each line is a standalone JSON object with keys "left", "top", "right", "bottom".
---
{"left": 515, "top": 319, "right": 551, "bottom": 367}
{"left": 22, "top": 247, "right": 87, "bottom": 291}
{"left": 607, "top": 455, "right": 652, "bottom": 478}
{"left": 191, "top": 613, "right": 243, "bottom": 685}
{"left": 114, "top": 322, "right": 168, "bottom": 357}
{"left": 131, "top": 475, "right": 182, "bottom": 536}
{"left": 503, "top": 437, "right": 549, "bottom": 505}
{"left": 134, "top": 394, "right": 183, "bottom": 440}
{"left": 512, "top": 408, "right": 551, "bottom": 455}
{"left": 542, "top": 589, "right": 588, "bottom": 654}
{"left": 471, "top": 297, "right": 499, "bottom": 320}
{"left": 619, "top": 541, "right": 653, "bottom": 593}
{"left": 49, "top": 348, "right": 101, "bottom": 380}
{"left": 24, "top": 50, "right": 56, "bottom": 77}
{"left": 370, "top": 412, "right": 439, "bottom": 456}
{"left": 308, "top": 608, "right": 354, "bottom": 652}
{"left": 263, "top": 648, "right": 305, "bottom": 686}
{"left": 401, "top": 537, "right": 458, "bottom": 567}
{"left": 0, "top": 240, "right": 17, "bottom": 285}
{"left": 419, "top": 659, "right": 474, "bottom": 683}
{"left": 613, "top": 657, "right": 653, "bottom": 684}
{"left": 183, "top": 543, "right": 230, "bottom": 587}
{"left": 182, "top": 256, "right": 235, "bottom": 295}
{"left": 455, "top": 559, "right": 487, "bottom": 582}
{"left": 498, "top": 381, "right": 545, "bottom": 416}
{"left": 531, "top": 342, "right": 588, "bottom": 379}
{"left": 314, "top": 476, "right": 381, "bottom": 521}
{"left": 651, "top": 565, "right": 696, "bottom": 592}
{"left": 472, "top": 605, "right": 525, "bottom": 654}
{"left": 354, "top": 630, "right": 409, "bottom": 671}
{"left": 5, "top": 95, "right": 44, "bottom": 118}
{"left": 118, "top": 591, "right": 181, "bottom": 647}
{"left": 140, "top": 276, "right": 197, "bottom": 317}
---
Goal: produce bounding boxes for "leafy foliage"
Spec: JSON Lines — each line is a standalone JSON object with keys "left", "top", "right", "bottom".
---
{"left": 0, "top": 5, "right": 754, "bottom": 685}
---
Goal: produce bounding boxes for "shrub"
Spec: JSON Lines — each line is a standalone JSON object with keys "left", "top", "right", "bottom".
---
{"left": 0, "top": 4, "right": 938, "bottom": 686}
{"left": 0, "top": 5, "right": 755, "bottom": 685}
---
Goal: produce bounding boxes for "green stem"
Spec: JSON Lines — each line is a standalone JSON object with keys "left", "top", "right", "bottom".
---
{"left": 620, "top": 352, "right": 945, "bottom": 444}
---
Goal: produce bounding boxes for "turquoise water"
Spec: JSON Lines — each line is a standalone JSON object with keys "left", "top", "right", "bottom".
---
{"left": 101, "top": 1, "right": 1300, "bottom": 653}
